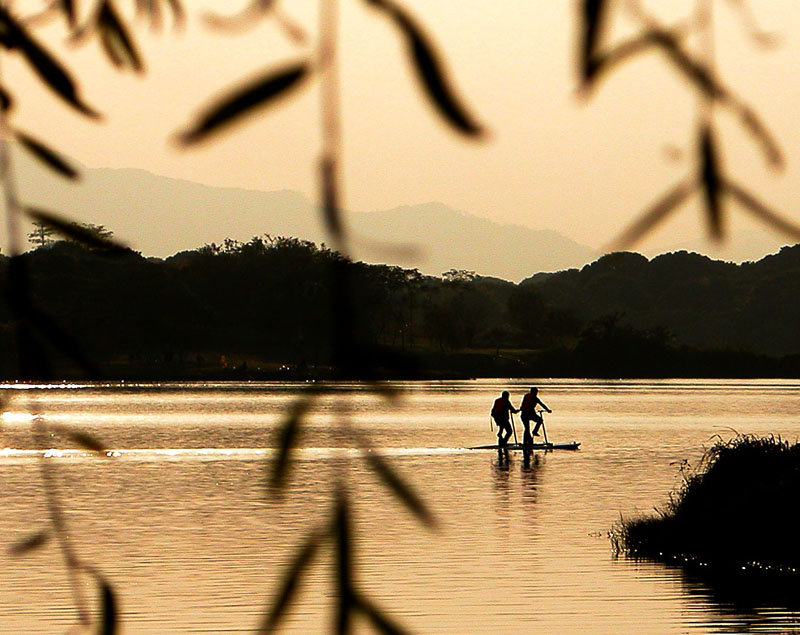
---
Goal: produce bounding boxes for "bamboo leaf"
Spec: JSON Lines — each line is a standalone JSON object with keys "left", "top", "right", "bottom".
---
{"left": 320, "top": 156, "right": 343, "bottom": 241}
{"left": 0, "top": 6, "right": 99, "bottom": 118}
{"left": 269, "top": 398, "right": 309, "bottom": 491}
{"left": 725, "top": 0, "right": 779, "bottom": 49}
{"left": 16, "top": 131, "right": 79, "bottom": 180}
{"left": 176, "top": 61, "right": 311, "bottom": 145}
{"left": 62, "top": 0, "right": 77, "bottom": 28}
{"left": 652, "top": 29, "right": 781, "bottom": 169}
{"left": 601, "top": 24, "right": 780, "bottom": 169}
{"left": 8, "top": 530, "right": 51, "bottom": 556}
{"left": 653, "top": 29, "right": 726, "bottom": 100}
{"left": 726, "top": 180, "right": 800, "bottom": 241}
{"left": 364, "top": 450, "right": 436, "bottom": 527}
{"left": 98, "top": 1, "right": 144, "bottom": 73}
{"left": 335, "top": 488, "right": 354, "bottom": 635}
{"left": 591, "top": 27, "right": 724, "bottom": 102}
{"left": 79, "top": 566, "right": 117, "bottom": 634}
{"left": 580, "top": 0, "right": 610, "bottom": 88}
{"left": 134, "top": 0, "right": 160, "bottom": 29}
{"left": 732, "top": 102, "right": 784, "bottom": 170}
{"left": 606, "top": 178, "right": 696, "bottom": 250}
{"left": 355, "top": 593, "right": 410, "bottom": 635}
{"left": 64, "top": 430, "right": 107, "bottom": 454}
{"left": 590, "top": 32, "right": 663, "bottom": 88}
{"left": 98, "top": 576, "right": 118, "bottom": 635}
{"left": 364, "top": 0, "right": 483, "bottom": 137}
{"left": 203, "top": 0, "right": 274, "bottom": 32}
{"left": 164, "top": 0, "right": 186, "bottom": 29}
{"left": 258, "top": 528, "right": 324, "bottom": 634}
{"left": 699, "top": 124, "right": 724, "bottom": 239}
{"left": 24, "top": 207, "right": 128, "bottom": 253}
{"left": 0, "top": 85, "right": 12, "bottom": 111}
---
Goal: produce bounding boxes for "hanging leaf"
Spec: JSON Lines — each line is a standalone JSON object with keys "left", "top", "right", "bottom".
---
{"left": 258, "top": 528, "right": 324, "bottom": 634}
{"left": 334, "top": 488, "right": 355, "bottom": 635}
{"left": 16, "top": 131, "right": 79, "bottom": 180}
{"left": 0, "top": 6, "right": 99, "bottom": 118}
{"left": 8, "top": 530, "right": 51, "bottom": 556}
{"left": 600, "top": 25, "right": 781, "bottom": 169}
{"left": 64, "top": 429, "right": 107, "bottom": 454}
{"left": 320, "top": 156, "right": 343, "bottom": 241}
{"left": 98, "top": 1, "right": 144, "bottom": 73}
{"left": 699, "top": 124, "right": 724, "bottom": 239}
{"left": 580, "top": 0, "right": 609, "bottom": 89}
{"left": 62, "top": 0, "right": 77, "bottom": 28}
{"left": 164, "top": 0, "right": 186, "bottom": 29}
{"left": 364, "top": 450, "right": 436, "bottom": 527}
{"left": 355, "top": 593, "right": 410, "bottom": 635}
{"left": 203, "top": 0, "right": 274, "bottom": 32}
{"left": 607, "top": 178, "right": 696, "bottom": 250}
{"left": 725, "top": 0, "right": 779, "bottom": 49}
{"left": 589, "top": 31, "right": 663, "bottom": 89}
{"left": 23, "top": 208, "right": 128, "bottom": 253}
{"left": 364, "top": 0, "right": 484, "bottom": 137}
{"left": 0, "top": 84, "right": 12, "bottom": 111}
{"left": 726, "top": 181, "right": 800, "bottom": 241}
{"left": 134, "top": 0, "right": 160, "bottom": 29}
{"left": 176, "top": 60, "right": 311, "bottom": 145}
{"left": 732, "top": 102, "right": 784, "bottom": 170}
{"left": 269, "top": 397, "right": 310, "bottom": 491}
{"left": 96, "top": 575, "right": 118, "bottom": 635}
{"left": 654, "top": 29, "right": 727, "bottom": 101}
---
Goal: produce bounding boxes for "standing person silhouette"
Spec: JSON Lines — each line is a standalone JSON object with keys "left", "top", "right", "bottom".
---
{"left": 519, "top": 387, "right": 552, "bottom": 446}
{"left": 491, "top": 391, "right": 518, "bottom": 447}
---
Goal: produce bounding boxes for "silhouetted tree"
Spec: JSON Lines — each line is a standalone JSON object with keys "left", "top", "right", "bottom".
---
{"left": 27, "top": 221, "right": 56, "bottom": 247}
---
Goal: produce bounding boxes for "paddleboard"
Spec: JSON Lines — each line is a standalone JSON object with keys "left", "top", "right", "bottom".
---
{"left": 469, "top": 442, "right": 580, "bottom": 451}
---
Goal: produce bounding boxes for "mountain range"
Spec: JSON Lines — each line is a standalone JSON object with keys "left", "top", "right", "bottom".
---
{"left": 16, "top": 152, "right": 597, "bottom": 281}
{"left": 15, "top": 149, "right": 797, "bottom": 281}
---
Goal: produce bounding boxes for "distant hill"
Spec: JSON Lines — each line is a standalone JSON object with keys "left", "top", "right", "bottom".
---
{"left": 352, "top": 202, "right": 597, "bottom": 281}
{"left": 2, "top": 239, "right": 798, "bottom": 378}
{"left": 522, "top": 245, "right": 800, "bottom": 356}
{"left": 15, "top": 152, "right": 595, "bottom": 281}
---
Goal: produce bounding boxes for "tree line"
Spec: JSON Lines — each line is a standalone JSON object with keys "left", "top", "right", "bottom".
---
{"left": 1, "top": 236, "right": 798, "bottom": 380}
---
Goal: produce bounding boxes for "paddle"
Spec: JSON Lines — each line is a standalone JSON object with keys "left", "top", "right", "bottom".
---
{"left": 510, "top": 411, "right": 519, "bottom": 445}
{"left": 538, "top": 409, "right": 549, "bottom": 445}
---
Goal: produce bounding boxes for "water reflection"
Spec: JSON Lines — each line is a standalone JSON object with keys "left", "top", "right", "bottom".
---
{"left": 679, "top": 564, "right": 800, "bottom": 633}
{"left": 520, "top": 451, "right": 541, "bottom": 505}
{"left": 490, "top": 448, "right": 543, "bottom": 509}
{"left": 2, "top": 380, "right": 800, "bottom": 633}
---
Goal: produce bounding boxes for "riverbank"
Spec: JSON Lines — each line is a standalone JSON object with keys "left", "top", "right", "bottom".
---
{"left": 3, "top": 346, "right": 800, "bottom": 382}
{"left": 615, "top": 435, "right": 800, "bottom": 584}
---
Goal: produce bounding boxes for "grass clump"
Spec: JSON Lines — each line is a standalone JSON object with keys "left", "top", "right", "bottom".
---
{"left": 615, "top": 434, "right": 800, "bottom": 576}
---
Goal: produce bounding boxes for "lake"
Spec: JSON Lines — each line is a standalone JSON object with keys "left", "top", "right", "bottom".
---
{"left": 0, "top": 379, "right": 798, "bottom": 633}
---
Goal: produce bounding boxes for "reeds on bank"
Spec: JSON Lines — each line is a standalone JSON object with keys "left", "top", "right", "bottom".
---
{"left": 615, "top": 434, "right": 800, "bottom": 578}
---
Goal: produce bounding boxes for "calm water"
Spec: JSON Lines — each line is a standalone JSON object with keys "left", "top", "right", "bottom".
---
{"left": 0, "top": 379, "right": 798, "bottom": 633}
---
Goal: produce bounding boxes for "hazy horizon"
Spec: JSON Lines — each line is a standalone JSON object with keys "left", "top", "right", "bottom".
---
{"left": 15, "top": 156, "right": 799, "bottom": 281}
{"left": 5, "top": 1, "right": 800, "bottom": 264}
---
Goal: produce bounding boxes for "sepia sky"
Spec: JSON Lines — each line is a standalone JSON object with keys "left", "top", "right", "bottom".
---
{"left": 6, "top": 0, "right": 800, "bottom": 259}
